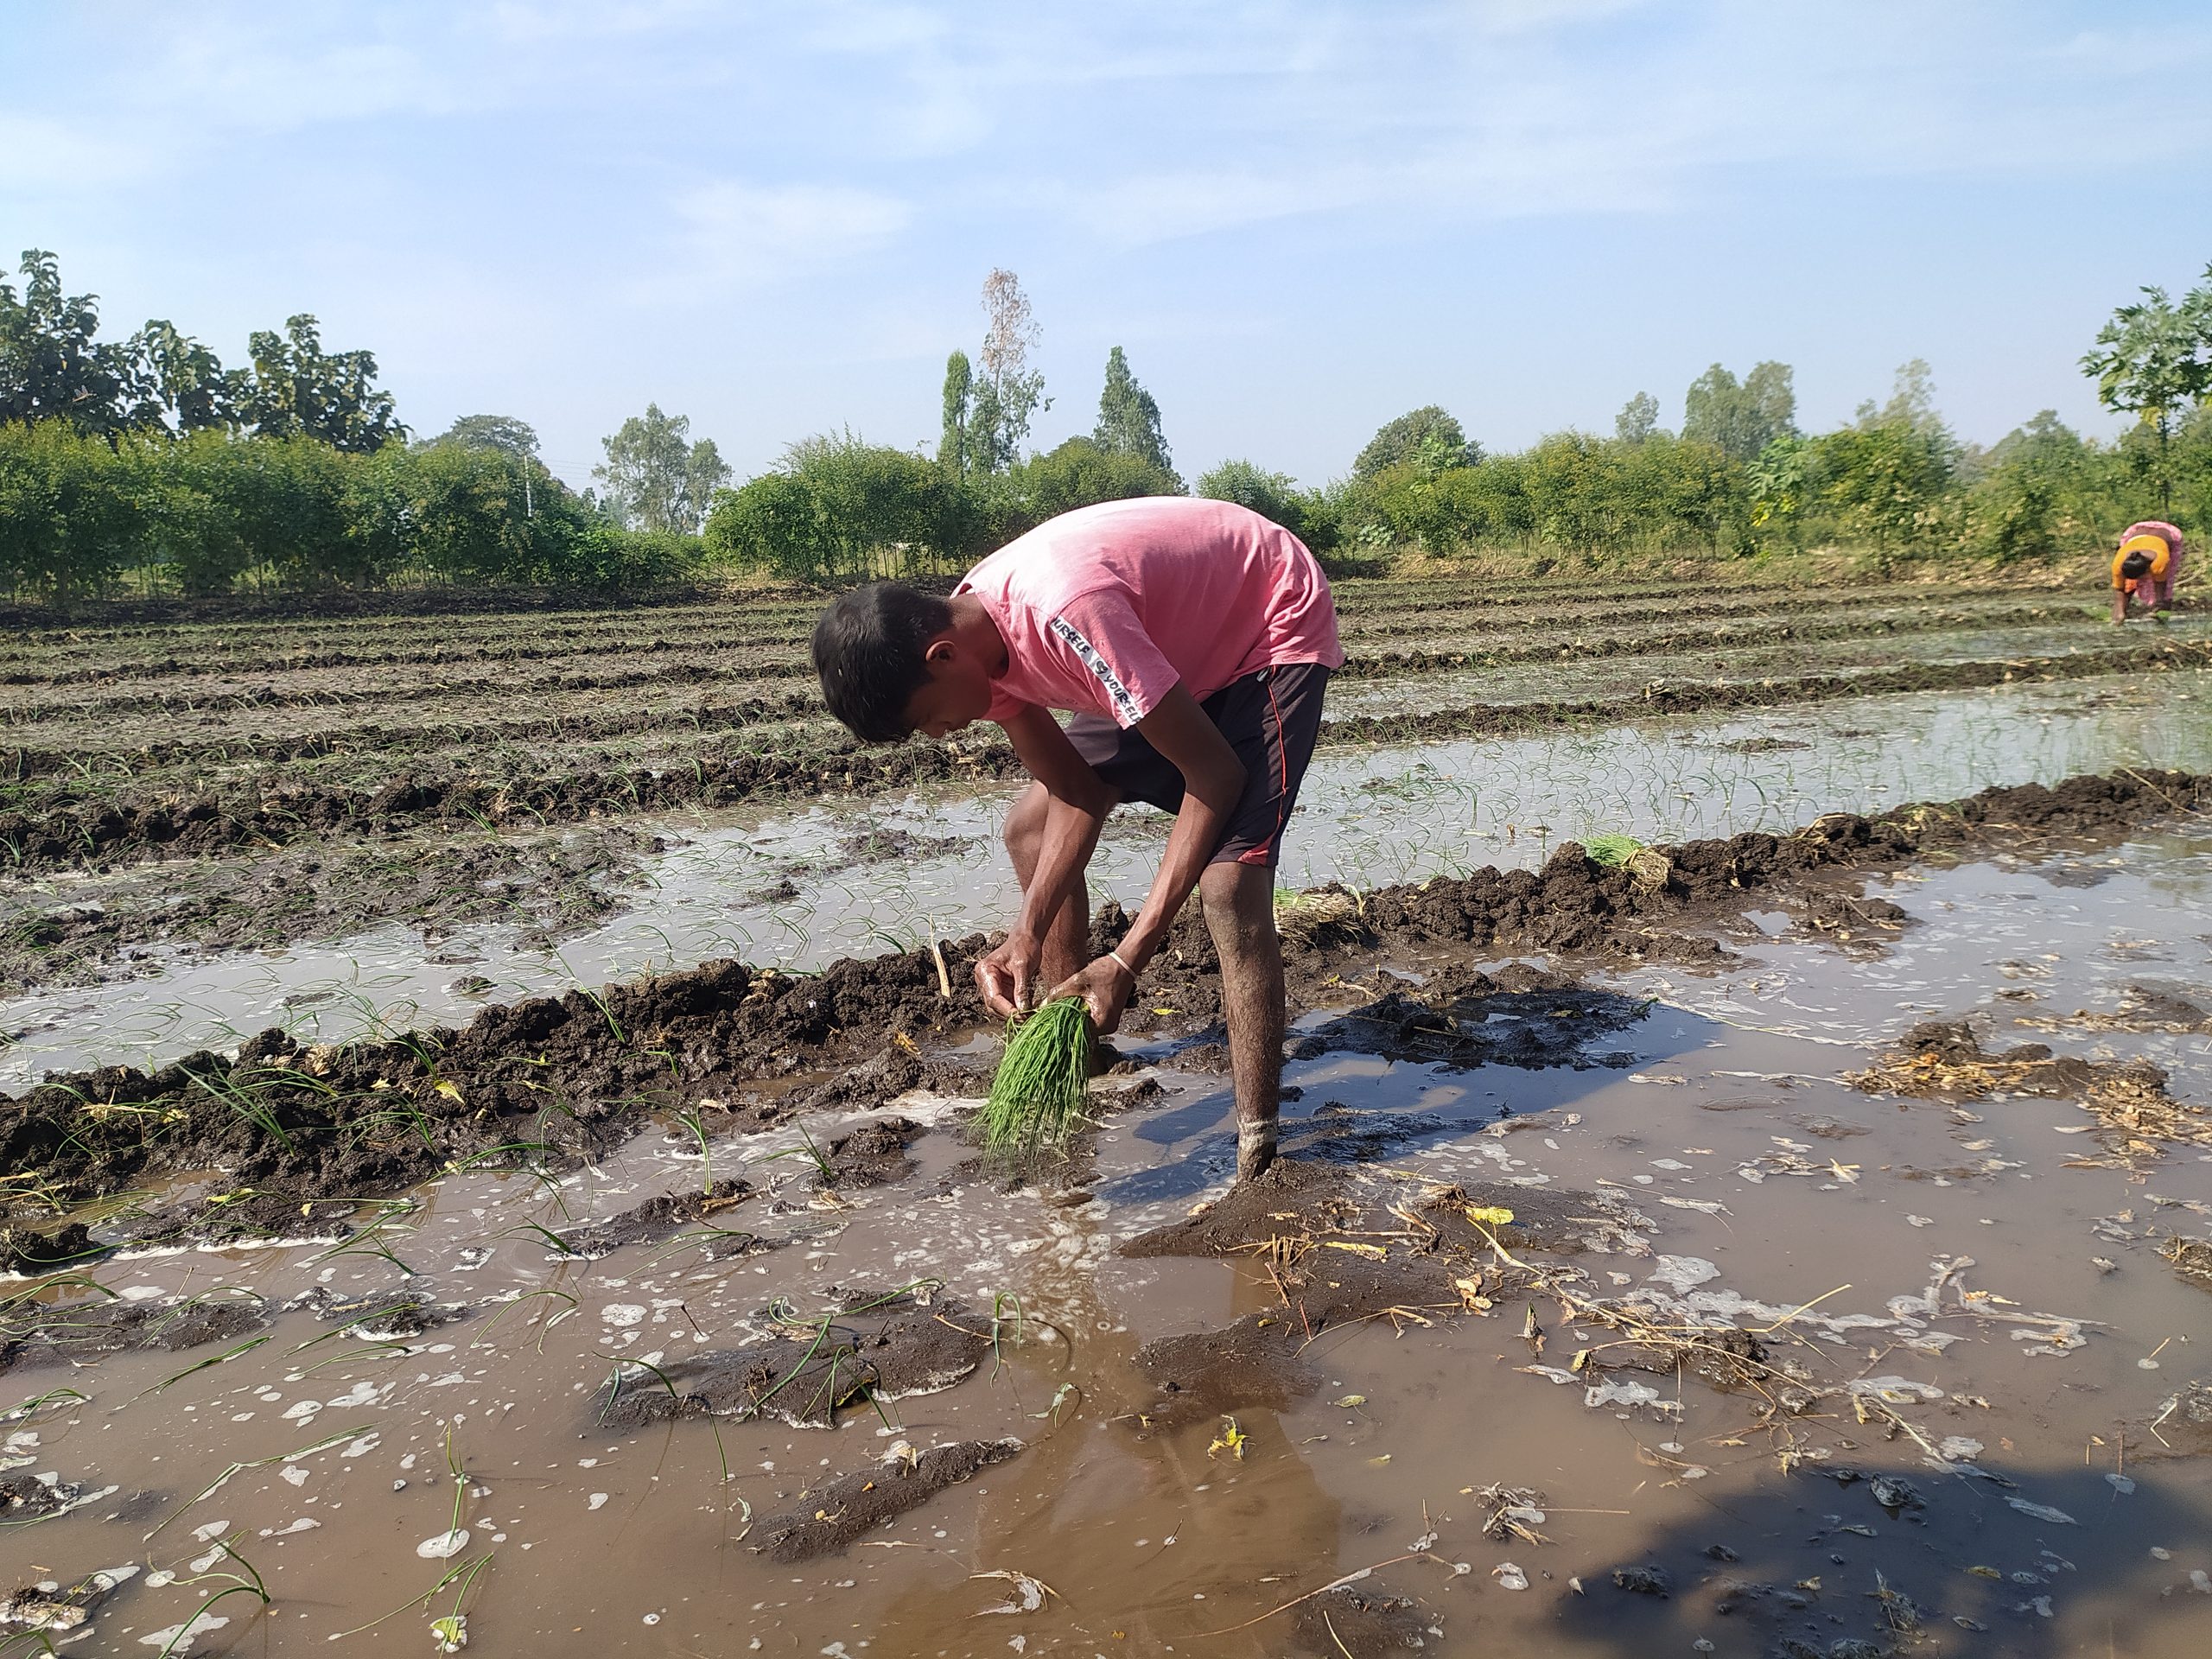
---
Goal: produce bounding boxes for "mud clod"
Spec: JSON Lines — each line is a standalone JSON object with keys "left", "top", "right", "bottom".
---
{"left": 2161, "top": 1237, "right": 2212, "bottom": 1291}
{"left": 1612, "top": 1562, "right": 1673, "bottom": 1596}
{"left": 821, "top": 1116, "right": 921, "bottom": 1189}
{"left": 752, "top": 1437, "right": 1023, "bottom": 1561}
{"left": 1291, "top": 1582, "right": 1440, "bottom": 1656}
{"left": 0, "top": 1293, "right": 266, "bottom": 1375}
{"left": 556, "top": 1179, "right": 753, "bottom": 1258}
{"left": 0, "top": 1223, "right": 99, "bottom": 1275}
{"left": 590, "top": 1292, "right": 992, "bottom": 1430}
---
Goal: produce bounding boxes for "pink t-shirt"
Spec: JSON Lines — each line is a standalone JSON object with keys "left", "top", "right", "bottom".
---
{"left": 957, "top": 497, "right": 1344, "bottom": 729}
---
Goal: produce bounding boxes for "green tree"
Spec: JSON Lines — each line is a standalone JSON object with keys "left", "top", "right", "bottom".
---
{"left": 237, "top": 315, "right": 403, "bottom": 453}
{"left": 967, "top": 269, "right": 1048, "bottom": 471}
{"left": 705, "top": 432, "right": 956, "bottom": 583}
{"left": 0, "top": 420, "right": 143, "bottom": 596}
{"left": 125, "top": 319, "right": 234, "bottom": 435}
{"left": 1616, "top": 391, "right": 1661, "bottom": 443}
{"left": 938, "top": 350, "right": 974, "bottom": 474}
{"left": 594, "top": 403, "right": 730, "bottom": 533}
{"left": 0, "top": 249, "right": 139, "bottom": 437}
{"left": 1354, "top": 405, "right": 1478, "bottom": 479}
{"left": 1198, "top": 458, "right": 1300, "bottom": 531}
{"left": 2081, "top": 271, "right": 2212, "bottom": 516}
{"left": 1004, "top": 436, "right": 1179, "bottom": 531}
{"left": 1093, "top": 346, "right": 1173, "bottom": 476}
{"left": 1682, "top": 361, "right": 1796, "bottom": 461}
{"left": 432, "top": 414, "right": 541, "bottom": 462}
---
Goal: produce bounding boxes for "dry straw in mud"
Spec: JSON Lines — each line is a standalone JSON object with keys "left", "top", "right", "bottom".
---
{"left": 980, "top": 997, "right": 1094, "bottom": 1158}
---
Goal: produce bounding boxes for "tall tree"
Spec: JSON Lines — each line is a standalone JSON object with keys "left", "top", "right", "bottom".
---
{"left": 0, "top": 249, "right": 139, "bottom": 436}
{"left": 238, "top": 315, "right": 404, "bottom": 453}
{"left": 1354, "top": 406, "right": 1478, "bottom": 479}
{"left": 126, "top": 319, "right": 234, "bottom": 435}
{"left": 938, "top": 350, "right": 973, "bottom": 474}
{"left": 433, "top": 414, "right": 541, "bottom": 463}
{"left": 968, "top": 269, "right": 1047, "bottom": 471}
{"left": 1092, "top": 345, "right": 1172, "bottom": 474}
{"left": 1682, "top": 361, "right": 1796, "bottom": 461}
{"left": 2081, "top": 272, "right": 2212, "bottom": 514}
{"left": 1615, "top": 391, "right": 1660, "bottom": 443}
{"left": 594, "top": 403, "right": 728, "bottom": 532}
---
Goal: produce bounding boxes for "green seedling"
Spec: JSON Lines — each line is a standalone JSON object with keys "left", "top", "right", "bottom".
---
{"left": 979, "top": 998, "right": 1093, "bottom": 1159}
{"left": 143, "top": 1424, "right": 370, "bottom": 1541}
{"left": 153, "top": 1537, "right": 272, "bottom": 1659}
{"left": 474, "top": 1287, "right": 579, "bottom": 1355}
{"left": 755, "top": 1116, "right": 833, "bottom": 1183}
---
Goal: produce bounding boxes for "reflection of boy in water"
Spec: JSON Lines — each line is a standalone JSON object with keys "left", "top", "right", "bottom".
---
{"left": 2111, "top": 520, "right": 2185, "bottom": 623}
{"left": 810, "top": 497, "right": 1344, "bottom": 1183}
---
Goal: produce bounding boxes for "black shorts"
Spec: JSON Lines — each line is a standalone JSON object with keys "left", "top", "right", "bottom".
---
{"left": 1064, "top": 663, "right": 1331, "bottom": 868}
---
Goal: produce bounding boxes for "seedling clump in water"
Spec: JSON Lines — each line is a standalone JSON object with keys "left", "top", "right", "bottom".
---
{"left": 979, "top": 998, "right": 1094, "bottom": 1159}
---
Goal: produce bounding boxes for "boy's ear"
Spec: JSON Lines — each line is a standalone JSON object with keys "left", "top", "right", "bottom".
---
{"left": 923, "top": 635, "right": 957, "bottom": 668}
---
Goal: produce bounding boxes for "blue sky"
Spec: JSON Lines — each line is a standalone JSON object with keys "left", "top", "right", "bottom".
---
{"left": 5, "top": 1, "right": 2209, "bottom": 490}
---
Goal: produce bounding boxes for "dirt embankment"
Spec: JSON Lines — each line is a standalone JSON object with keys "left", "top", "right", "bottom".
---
{"left": 0, "top": 767, "right": 2202, "bottom": 1238}
{"left": 5, "top": 639, "right": 2205, "bottom": 876}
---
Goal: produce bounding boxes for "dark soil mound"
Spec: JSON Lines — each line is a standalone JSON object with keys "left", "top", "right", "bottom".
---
{"left": 751, "top": 1438, "right": 1024, "bottom": 1561}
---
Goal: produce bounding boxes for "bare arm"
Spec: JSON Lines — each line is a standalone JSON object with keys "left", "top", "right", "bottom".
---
{"left": 1050, "top": 683, "right": 1246, "bottom": 1029}
{"left": 976, "top": 704, "right": 1115, "bottom": 1014}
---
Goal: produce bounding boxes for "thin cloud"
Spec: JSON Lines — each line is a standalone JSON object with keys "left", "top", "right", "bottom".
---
{"left": 663, "top": 179, "right": 915, "bottom": 291}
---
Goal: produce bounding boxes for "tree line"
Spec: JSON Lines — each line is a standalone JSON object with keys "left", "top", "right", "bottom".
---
{"left": 6, "top": 251, "right": 2210, "bottom": 600}
{"left": 0, "top": 250, "right": 724, "bottom": 598}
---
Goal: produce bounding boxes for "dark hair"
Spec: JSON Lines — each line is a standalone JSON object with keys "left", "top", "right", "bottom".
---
{"left": 811, "top": 582, "right": 954, "bottom": 743}
{"left": 2120, "top": 550, "right": 2154, "bottom": 581}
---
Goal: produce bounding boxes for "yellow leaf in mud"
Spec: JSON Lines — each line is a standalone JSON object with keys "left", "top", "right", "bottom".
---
{"left": 1452, "top": 1275, "right": 1492, "bottom": 1312}
{"left": 1333, "top": 1395, "right": 1366, "bottom": 1408}
{"left": 1367, "top": 1454, "right": 1392, "bottom": 1466}
{"left": 1152, "top": 1007, "right": 1178, "bottom": 1015}
{"left": 1323, "top": 1240, "right": 1388, "bottom": 1260}
{"left": 1207, "top": 1417, "right": 1248, "bottom": 1460}
{"left": 1570, "top": 1349, "right": 1592, "bottom": 1373}
{"left": 1465, "top": 1205, "right": 1515, "bottom": 1228}
{"left": 434, "top": 1080, "right": 465, "bottom": 1103}
{"left": 1967, "top": 1565, "right": 2002, "bottom": 1579}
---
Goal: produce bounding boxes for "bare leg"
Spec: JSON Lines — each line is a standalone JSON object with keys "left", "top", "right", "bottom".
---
{"left": 2112, "top": 589, "right": 2128, "bottom": 624}
{"left": 1002, "top": 781, "right": 1091, "bottom": 989}
{"left": 1200, "top": 860, "right": 1285, "bottom": 1182}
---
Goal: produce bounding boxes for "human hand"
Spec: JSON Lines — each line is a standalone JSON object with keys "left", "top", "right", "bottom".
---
{"left": 976, "top": 931, "right": 1044, "bottom": 1017}
{"left": 1047, "top": 954, "right": 1136, "bottom": 1036}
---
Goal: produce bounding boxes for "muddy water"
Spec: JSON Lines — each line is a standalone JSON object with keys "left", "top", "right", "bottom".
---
{"left": 7, "top": 673, "right": 2210, "bottom": 1087}
{"left": 6, "top": 825, "right": 2211, "bottom": 1656}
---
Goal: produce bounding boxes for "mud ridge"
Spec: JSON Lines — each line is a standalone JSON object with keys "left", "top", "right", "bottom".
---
{"left": 1, "top": 766, "right": 2204, "bottom": 1224}
{"left": 752, "top": 1438, "right": 1025, "bottom": 1562}
{"left": 5, "top": 643, "right": 2204, "bottom": 875}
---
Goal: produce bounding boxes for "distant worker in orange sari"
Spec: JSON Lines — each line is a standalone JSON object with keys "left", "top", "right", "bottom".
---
{"left": 2111, "top": 520, "right": 2185, "bottom": 623}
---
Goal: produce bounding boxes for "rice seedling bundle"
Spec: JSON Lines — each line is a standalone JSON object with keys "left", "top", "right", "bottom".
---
{"left": 980, "top": 997, "right": 1094, "bottom": 1158}
{"left": 1581, "top": 832, "right": 1671, "bottom": 888}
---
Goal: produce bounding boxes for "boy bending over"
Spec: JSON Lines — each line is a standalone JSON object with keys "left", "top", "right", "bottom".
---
{"left": 811, "top": 497, "right": 1343, "bottom": 1182}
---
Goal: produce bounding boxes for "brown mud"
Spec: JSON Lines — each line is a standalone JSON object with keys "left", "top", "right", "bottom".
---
{"left": 752, "top": 1437, "right": 1026, "bottom": 1563}
{"left": 2, "top": 766, "right": 2205, "bottom": 1248}
{"left": 1121, "top": 1160, "right": 1655, "bottom": 1427}
{"left": 587, "top": 1285, "right": 995, "bottom": 1432}
{"left": 0, "top": 601, "right": 2086, "bottom": 788}
{"left": 5, "top": 639, "right": 2205, "bottom": 876}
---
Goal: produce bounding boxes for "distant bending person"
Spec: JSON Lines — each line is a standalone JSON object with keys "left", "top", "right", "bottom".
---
{"left": 2112, "top": 519, "right": 2186, "bottom": 622}
{"left": 810, "top": 497, "right": 1343, "bottom": 1183}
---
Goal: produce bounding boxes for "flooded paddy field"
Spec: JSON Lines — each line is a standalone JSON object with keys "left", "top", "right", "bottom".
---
{"left": 4, "top": 575, "right": 2211, "bottom": 1656}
